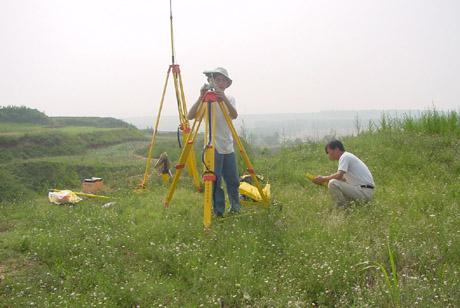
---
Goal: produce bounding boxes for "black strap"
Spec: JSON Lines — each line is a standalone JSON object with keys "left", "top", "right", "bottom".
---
{"left": 177, "top": 125, "right": 182, "bottom": 148}
{"left": 202, "top": 101, "right": 214, "bottom": 173}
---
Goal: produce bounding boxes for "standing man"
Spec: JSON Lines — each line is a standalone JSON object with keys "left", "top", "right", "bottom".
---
{"left": 313, "top": 140, "right": 375, "bottom": 208}
{"left": 187, "top": 67, "right": 241, "bottom": 216}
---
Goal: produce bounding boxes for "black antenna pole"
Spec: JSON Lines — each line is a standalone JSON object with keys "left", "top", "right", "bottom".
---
{"left": 169, "top": 0, "right": 176, "bottom": 64}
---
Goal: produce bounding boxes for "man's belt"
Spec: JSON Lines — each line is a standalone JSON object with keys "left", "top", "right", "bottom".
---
{"left": 360, "top": 184, "right": 374, "bottom": 189}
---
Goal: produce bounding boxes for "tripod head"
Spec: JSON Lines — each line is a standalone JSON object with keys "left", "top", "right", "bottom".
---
{"left": 201, "top": 72, "right": 219, "bottom": 103}
{"left": 202, "top": 90, "right": 218, "bottom": 103}
{"left": 203, "top": 72, "right": 217, "bottom": 91}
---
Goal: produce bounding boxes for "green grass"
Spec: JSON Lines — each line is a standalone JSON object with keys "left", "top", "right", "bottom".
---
{"left": 378, "top": 109, "right": 460, "bottom": 136}
{"left": 0, "top": 141, "right": 150, "bottom": 202}
{"left": 0, "top": 123, "right": 47, "bottom": 134}
{"left": 0, "top": 127, "right": 146, "bottom": 163}
{"left": 0, "top": 124, "right": 150, "bottom": 202}
{"left": 0, "top": 124, "right": 114, "bottom": 136}
{"left": 135, "top": 131, "right": 187, "bottom": 163}
{"left": 1, "top": 111, "right": 459, "bottom": 306}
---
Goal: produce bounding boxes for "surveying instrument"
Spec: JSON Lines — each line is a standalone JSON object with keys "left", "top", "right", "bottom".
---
{"left": 164, "top": 72, "right": 269, "bottom": 229}
{"left": 138, "top": 0, "right": 201, "bottom": 191}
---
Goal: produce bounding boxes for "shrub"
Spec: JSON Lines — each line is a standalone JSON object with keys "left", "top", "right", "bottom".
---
{"left": 0, "top": 105, "right": 51, "bottom": 124}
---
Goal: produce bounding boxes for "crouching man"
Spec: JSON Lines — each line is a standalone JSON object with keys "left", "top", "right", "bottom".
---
{"left": 313, "top": 140, "right": 375, "bottom": 208}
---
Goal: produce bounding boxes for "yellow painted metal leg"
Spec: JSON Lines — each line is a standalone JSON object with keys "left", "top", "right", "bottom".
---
{"left": 177, "top": 70, "right": 189, "bottom": 124}
{"left": 172, "top": 68, "right": 184, "bottom": 122}
{"left": 218, "top": 102, "right": 270, "bottom": 205}
{"left": 202, "top": 102, "right": 216, "bottom": 228}
{"left": 173, "top": 69, "right": 202, "bottom": 192}
{"left": 139, "top": 64, "right": 202, "bottom": 192}
{"left": 203, "top": 170, "right": 213, "bottom": 228}
{"left": 139, "top": 67, "right": 171, "bottom": 189}
{"left": 183, "top": 127, "right": 202, "bottom": 192}
{"left": 163, "top": 103, "right": 205, "bottom": 207}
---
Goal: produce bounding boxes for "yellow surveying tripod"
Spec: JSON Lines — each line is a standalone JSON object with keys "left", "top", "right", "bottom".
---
{"left": 164, "top": 90, "right": 269, "bottom": 229}
{"left": 138, "top": 0, "right": 201, "bottom": 191}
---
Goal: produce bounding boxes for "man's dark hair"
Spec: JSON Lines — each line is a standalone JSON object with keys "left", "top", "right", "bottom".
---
{"left": 325, "top": 140, "right": 345, "bottom": 153}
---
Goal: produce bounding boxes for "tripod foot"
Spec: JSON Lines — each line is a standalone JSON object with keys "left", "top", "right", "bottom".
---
{"left": 163, "top": 201, "right": 169, "bottom": 208}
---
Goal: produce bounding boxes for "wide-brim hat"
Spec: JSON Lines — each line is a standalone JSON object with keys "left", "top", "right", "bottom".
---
{"left": 203, "top": 67, "right": 232, "bottom": 86}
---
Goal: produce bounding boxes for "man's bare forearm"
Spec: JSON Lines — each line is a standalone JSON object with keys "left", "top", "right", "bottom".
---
{"left": 325, "top": 171, "right": 344, "bottom": 181}
{"left": 313, "top": 171, "right": 345, "bottom": 184}
{"left": 187, "top": 95, "right": 204, "bottom": 120}
{"left": 223, "top": 99, "right": 238, "bottom": 119}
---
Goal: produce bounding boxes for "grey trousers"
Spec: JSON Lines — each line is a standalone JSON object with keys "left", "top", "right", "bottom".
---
{"left": 328, "top": 179, "right": 374, "bottom": 208}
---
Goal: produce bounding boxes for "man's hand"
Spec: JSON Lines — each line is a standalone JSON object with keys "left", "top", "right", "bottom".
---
{"left": 313, "top": 176, "right": 327, "bottom": 185}
{"left": 200, "top": 84, "right": 208, "bottom": 96}
{"left": 215, "top": 89, "right": 228, "bottom": 103}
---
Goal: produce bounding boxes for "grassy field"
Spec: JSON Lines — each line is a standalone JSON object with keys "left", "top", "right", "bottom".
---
{"left": 0, "top": 124, "right": 118, "bottom": 136}
{"left": 0, "top": 112, "right": 459, "bottom": 306}
{"left": 0, "top": 122, "right": 148, "bottom": 201}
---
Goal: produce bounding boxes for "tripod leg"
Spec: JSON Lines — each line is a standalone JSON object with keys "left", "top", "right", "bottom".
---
{"left": 164, "top": 102, "right": 206, "bottom": 207}
{"left": 172, "top": 68, "right": 202, "bottom": 192}
{"left": 202, "top": 102, "right": 216, "bottom": 228}
{"left": 218, "top": 101, "right": 269, "bottom": 205}
{"left": 177, "top": 69, "right": 189, "bottom": 123}
{"left": 183, "top": 127, "right": 202, "bottom": 191}
{"left": 139, "top": 67, "right": 171, "bottom": 189}
{"left": 178, "top": 73, "right": 202, "bottom": 191}
{"left": 172, "top": 66, "right": 186, "bottom": 123}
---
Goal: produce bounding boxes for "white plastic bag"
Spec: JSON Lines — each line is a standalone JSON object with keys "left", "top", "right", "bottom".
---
{"left": 48, "top": 190, "right": 82, "bottom": 205}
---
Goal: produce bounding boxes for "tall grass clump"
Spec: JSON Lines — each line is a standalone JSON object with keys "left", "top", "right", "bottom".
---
{"left": 402, "top": 109, "right": 460, "bottom": 136}
{"left": 360, "top": 240, "right": 401, "bottom": 307}
{"left": 376, "top": 111, "right": 401, "bottom": 132}
{"left": 375, "top": 109, "right": 460, "bottom": 136}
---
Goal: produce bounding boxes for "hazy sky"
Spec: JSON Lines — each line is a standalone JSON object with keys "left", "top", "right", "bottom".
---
{"left": 1, "top": 0, "right": 459, "bottom": 117}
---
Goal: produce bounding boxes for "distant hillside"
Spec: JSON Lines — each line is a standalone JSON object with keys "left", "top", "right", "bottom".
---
{"left": 0, "top": 105, "right": 135, "bottom": 128}
{"left": 0, "top": 127, "right": 146, "bottom": 162}
{"left": 0, "top": 106, "right": 50, "bottom": 125}
{"left": 52, "top": 117, "right": 136, "bottom": 129}
{"left": 0, "top": 121, "right": 148, "bottom": 201}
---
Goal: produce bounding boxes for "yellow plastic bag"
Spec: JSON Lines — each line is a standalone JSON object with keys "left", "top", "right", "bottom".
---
{"left": 239, "top": 182, "right": 270, "bottom": 202}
